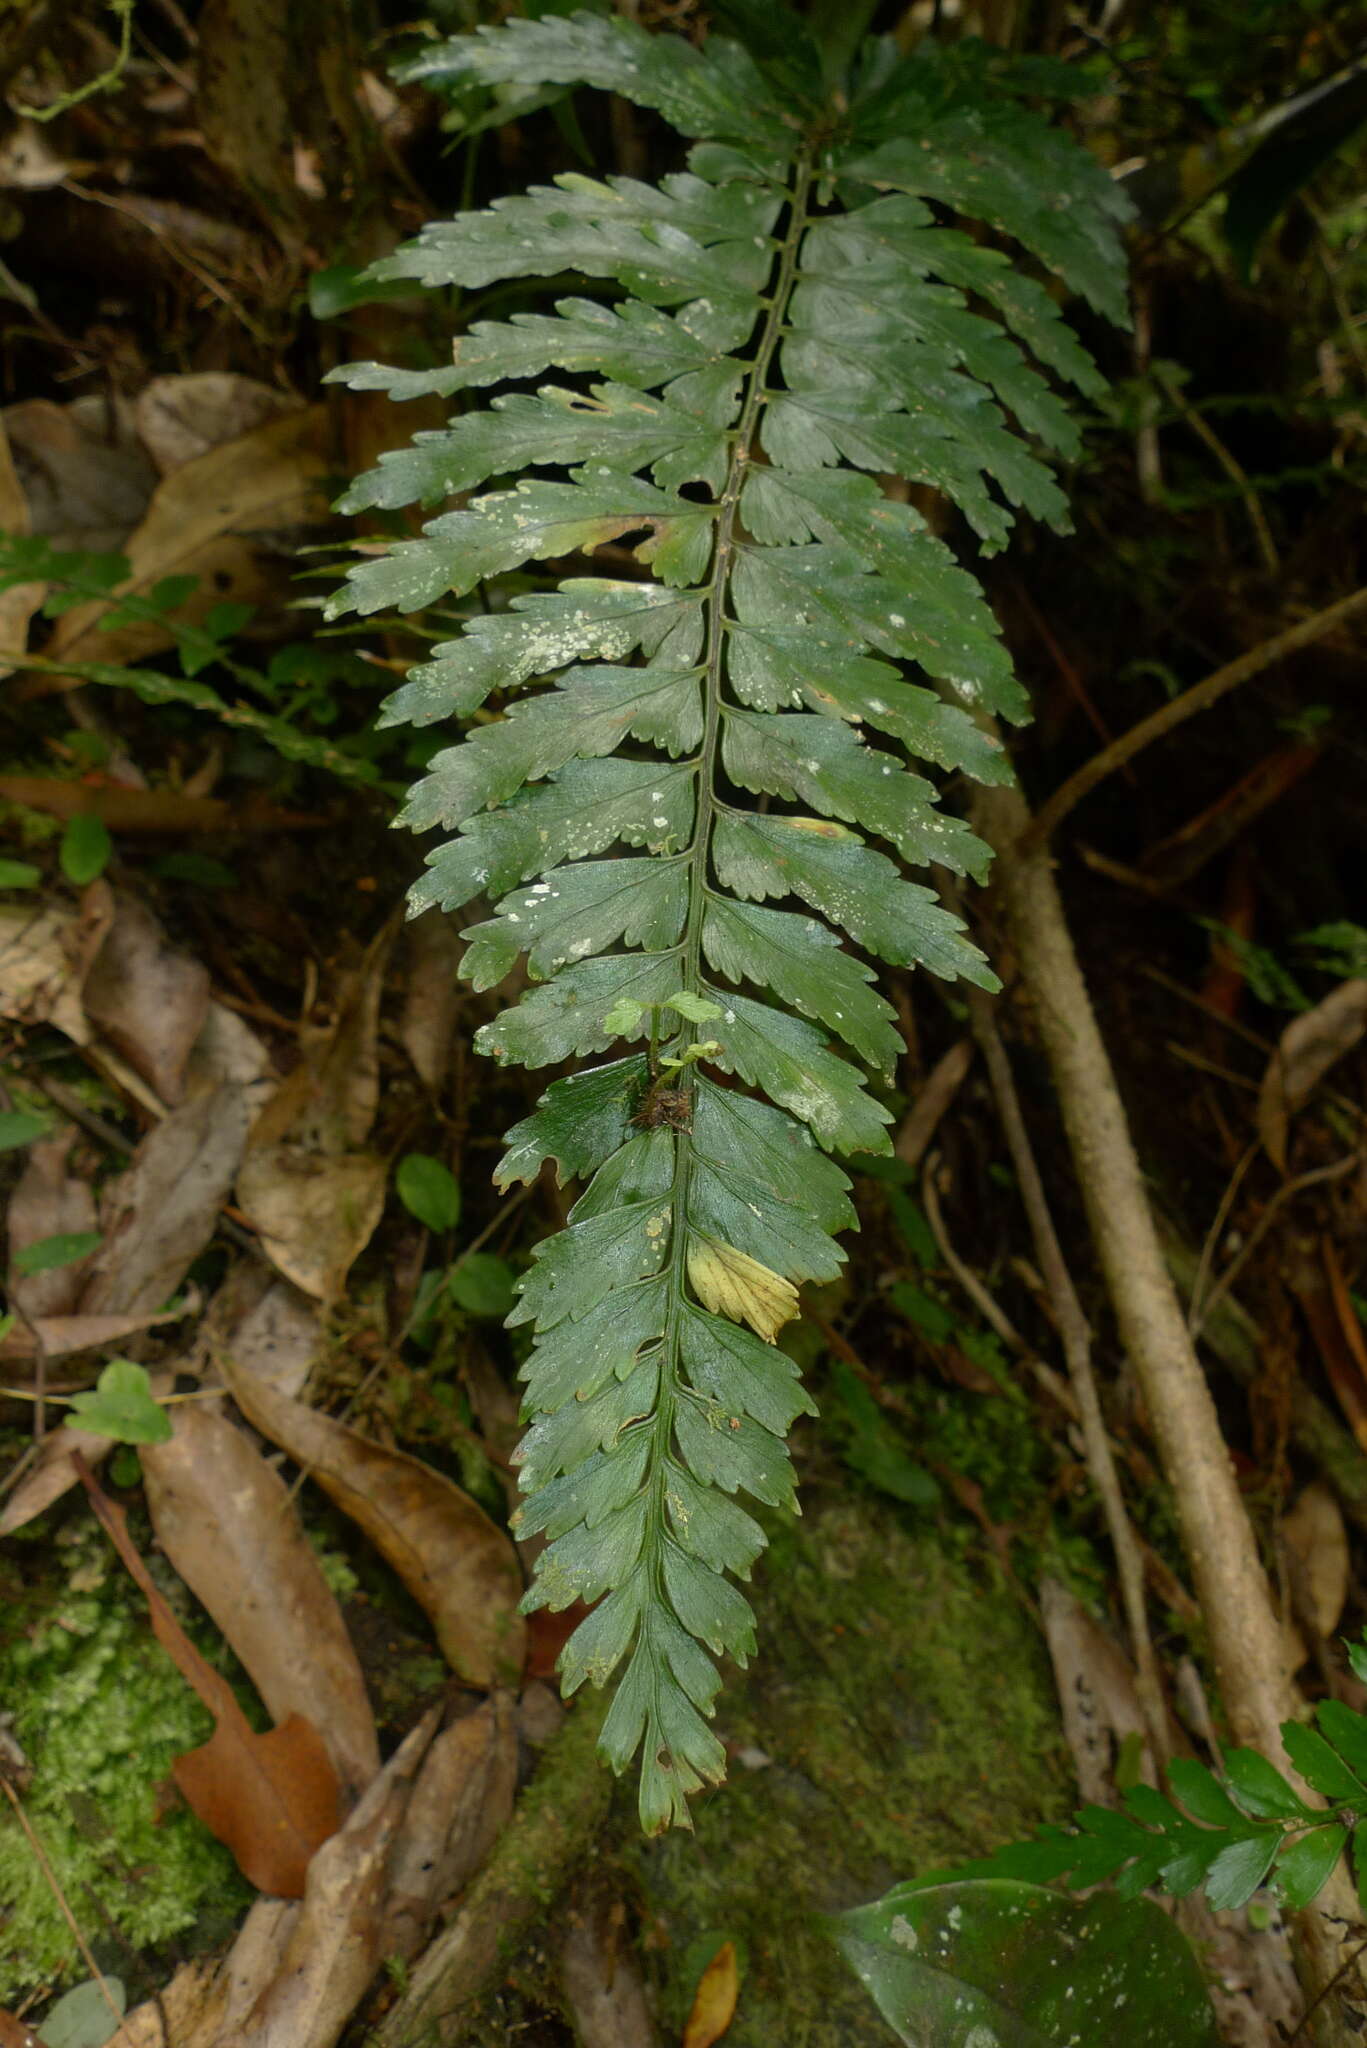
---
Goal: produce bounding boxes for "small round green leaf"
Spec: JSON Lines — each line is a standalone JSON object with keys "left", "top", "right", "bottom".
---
{"left": 448, "top": 1252, "right": 517, "bottom": 1319}
{"left": 13, "top": 1229, "right": 102, "bottom": 1276}
{"left": 396, "top": 1152, "right": 462, "bottom": 1233}
{"left": 41, "top": 1974, "right": 127, "bottom": 2048}
{"left": 66, "top": 1360, "right": 172, "bottom": 1445}
{"left": 60, "top": 812, "right": 112, "bottom": 885}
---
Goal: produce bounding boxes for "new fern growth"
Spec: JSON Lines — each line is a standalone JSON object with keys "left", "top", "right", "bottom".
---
{"left": 328, "top": 4, "right": 1130, "bottom": 1830}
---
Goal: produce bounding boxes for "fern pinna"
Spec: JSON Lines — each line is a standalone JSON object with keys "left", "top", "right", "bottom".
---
{"left": 328, "top": 6, "right": 1129, "bottom": 1830}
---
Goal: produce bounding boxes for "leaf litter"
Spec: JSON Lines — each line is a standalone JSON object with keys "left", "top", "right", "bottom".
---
{"left": 73, "top": 1457, "right": 342, "bottom": 1898}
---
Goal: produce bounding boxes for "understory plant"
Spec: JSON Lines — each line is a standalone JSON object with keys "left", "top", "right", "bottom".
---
{"left": 328, "top": 1, "right": 1130, "bottom": 1830}
{"left": 832, "top": 1633, "right": 1367, "bottom": 2045}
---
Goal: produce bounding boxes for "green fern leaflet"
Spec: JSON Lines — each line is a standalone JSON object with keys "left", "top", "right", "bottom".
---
{"left": 328, "top": 5, "right": 1130, "bottom": 1830}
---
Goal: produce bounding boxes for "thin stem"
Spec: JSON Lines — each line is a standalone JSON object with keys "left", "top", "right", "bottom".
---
{"left": 965, "top": 985, "right": 1167, "bottom": 1765}
{"left": 1021, "top": 585, "right": 1367, "bottom": 853}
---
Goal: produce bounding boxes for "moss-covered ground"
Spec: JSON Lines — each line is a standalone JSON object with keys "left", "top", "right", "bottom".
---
{"left": 0, "top": 1504, "right": 251, "bottom": 2004}
{"left": 631, "top": 1484, "right": 1072, "bottom": 2046}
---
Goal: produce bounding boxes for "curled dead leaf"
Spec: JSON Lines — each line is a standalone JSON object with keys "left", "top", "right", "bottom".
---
{"left": 1281, "top": 1480, "right": 1349, "bottom": 1666}
{"left": 686, "top": 1238, "right": 798, "bottom": 1343}
{"left": 1257, "top": 979, "right": 1367, "bottom": 1173}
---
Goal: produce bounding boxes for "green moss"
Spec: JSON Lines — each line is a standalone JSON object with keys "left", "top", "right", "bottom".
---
{"left": 633, "top": 1494, "right": 1071, "bottom": 2047}
{"left": 0, "top": 1520, "right": 250, "bottom": 2001}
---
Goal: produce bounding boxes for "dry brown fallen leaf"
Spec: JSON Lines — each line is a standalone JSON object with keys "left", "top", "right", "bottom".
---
{"left": 189, "top": 1000, "right": 277, "bottom": 1119}
{"left": 102, "top": 1716, "right": 438, "bottom": 2048}
{"left": 35, "top": 407, "right": 329, "bottom": 679}
{"left": 0, "top": 2010, "right": 47, "bottom": 2048}
{"left": 76, "top": 1457, "right": 341, "bottom": 1896}
{"left": 103, "top": 1901, "right": 296, "bottom": 2048}
{"left": 6, "top": 1127, "right": 99, "bottom": 1322}
{"left": 234, "top": 1710, "right": 439, "bottom": 2048}
{"left": 0, "top": 778, "right": 328, "bottom": 834}
{"left": 682, "top": 1940, "right": 740, "bottom": 2048}
{"left": 81, "top": 891, "right": 210, "bottom": 1107}
{"left": 382, "top": 1694, "right": 518, "bottom": 1961}
{"left": 398, "top": 914, "right": 462, "bottom": 1093}
{"left": 81, "top": 1084, "right": 250, "bottom": 1318}
{"left": 141, "top": 1403, "right": 380, "bottom": 1805}
{"left": 223, "top": 1360, "right": 526, "bottom": 1688}
{"left": 102, "top": 1955, "right": 223, "bottom": 2048}
{"left": 134, "top": 373, "right": 296, "bottom": 476}
{"left": 1280, "top": 1479, "right": 1350, "bottom": 1674}
{"left": 2, "top": 392, "right": 157, "bottom": 553}
{"left": 559, "top": 1896, "right": 660, "bottom": 2048}
{"left": 0, "top": 888, "right": 111, "bottom": 1044}
{"left": 1038, "top": 1576, "right": 1163, "bottom": 1802}
{"left": 1257, "top": 977, "right": 1367, "bottom": 1173}
{"left": 235, "top": 924, "right": 394, "bottom": 1299}
{"left": 0, "top": 1308, "right": 182, "bottom": 1367}
{"left": 205, "top": 1267, "right": 320, "bottom": 1401}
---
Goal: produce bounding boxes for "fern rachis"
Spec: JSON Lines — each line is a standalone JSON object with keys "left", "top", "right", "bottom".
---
{"left": 329, "top": 6, "right": 1130, "bottom": 1830}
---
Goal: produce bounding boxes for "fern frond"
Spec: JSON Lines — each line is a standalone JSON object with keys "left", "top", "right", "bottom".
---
{"left": 328, "top": 4, "right": 1130, "bottom": 1829}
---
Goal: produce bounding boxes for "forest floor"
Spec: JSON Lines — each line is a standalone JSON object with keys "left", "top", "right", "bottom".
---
{"left": 0, "top": 5, "right": 1365, "bottom": 2046}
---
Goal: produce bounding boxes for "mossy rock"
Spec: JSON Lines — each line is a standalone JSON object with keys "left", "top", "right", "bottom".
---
{"left": 632, "top": 1493, "right": 1071, "bottom": 2046}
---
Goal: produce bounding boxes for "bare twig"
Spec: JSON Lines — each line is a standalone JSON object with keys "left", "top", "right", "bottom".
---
{"left": 920, "top": 1157, "right": 1024, "bottom": 1354}
{"left": 1190, "top": 1153, "right": 1362, "bottom": 1344}
{"left": 1021, "top": 585, "right": 1367, "bottom": 852}
{"left": 1156, "top": 362, "right": 1279, "bottom": 574}
{"left": 966, "top": 985, "right": 1168, "bottom": 1762}
{"left": 895, "top": 1038, "right": 972, "bottom": 1171}
{"left": 1187, "top": 1140, "right": 1259, "bottom": 1337}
